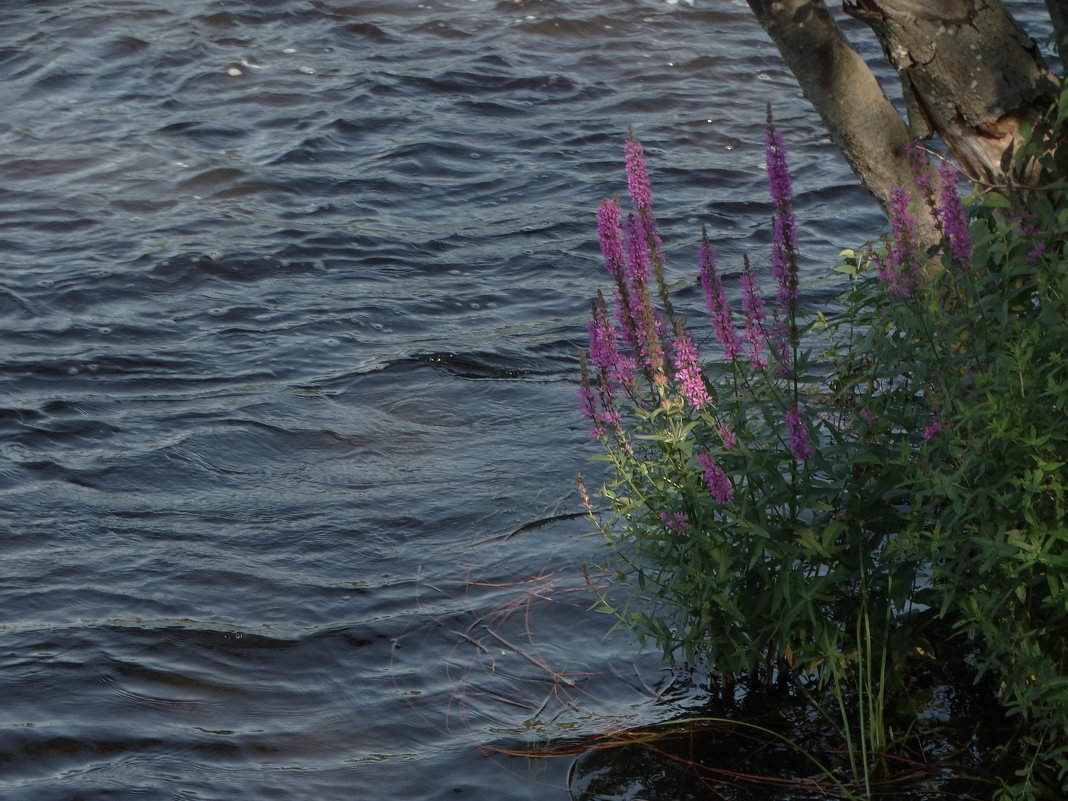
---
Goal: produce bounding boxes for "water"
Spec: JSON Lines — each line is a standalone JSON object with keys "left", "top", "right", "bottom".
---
{"left": 0, "top": 1, "right": 1053, "bottom": 799}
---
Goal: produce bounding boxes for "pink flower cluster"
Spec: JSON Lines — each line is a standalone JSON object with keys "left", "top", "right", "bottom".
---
{"left": 698, "top": 451, "right": 734, "bottom": 503}
{"left": 583, "top": 130, "right": 717, "bottom": 436}
{"left": 879, "top": 144, "right": 975, "bottom": 294}
{"left": 935, "top": 162, "right": 972, "bottom": 264}
{"left": 581, "top": 123, "right": 816, "bottom": 485}
{"left": 785, "top": 408, "right": 813, "bottom": 462}
{"left": 766, "top": 125, "right": 799, "bottom": 314}
{"left": 659, "top": 510, "right": 691, "bottom": 533}
{"left": 877, "top": 187, "right": 923, "bottom": 297}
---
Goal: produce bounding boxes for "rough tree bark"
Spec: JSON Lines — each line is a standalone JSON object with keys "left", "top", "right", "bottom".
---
{"left": 746, "top": 0, "right": 925, "bottom": 217}
{"left": 746, "top": 0, "right": 1058, "bottom": 220}
{"left": 1046, "top": 0, "right": 1068, "bottom": 59}
{"left": 844, "top": 0, "right": 1057, "bottom": 188}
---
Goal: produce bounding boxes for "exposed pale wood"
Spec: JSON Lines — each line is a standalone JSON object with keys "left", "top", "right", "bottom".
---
{"left": 844, "top": 0, "right": 1058, "bottom": 189}
{"left": 746, "top": 0, "right": 1057, "bottom": 213}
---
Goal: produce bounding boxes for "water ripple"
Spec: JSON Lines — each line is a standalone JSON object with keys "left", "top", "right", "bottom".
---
{"left": 5, "top": 0, "right": 1049, "bottom": 798}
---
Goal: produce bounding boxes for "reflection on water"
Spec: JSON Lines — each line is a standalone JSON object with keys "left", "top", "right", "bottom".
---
{"left": 0, "top": 0, "right": 1053, "bottom": 798}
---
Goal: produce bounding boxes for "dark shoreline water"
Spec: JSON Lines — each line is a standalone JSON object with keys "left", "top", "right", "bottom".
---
{"left": 0, "top": 2, "right": 1055, "bottom": 799}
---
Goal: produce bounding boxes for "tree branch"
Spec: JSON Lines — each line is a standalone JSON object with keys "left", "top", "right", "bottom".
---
{"left": 745, "top": 0, "right": 935, "bottom": 230}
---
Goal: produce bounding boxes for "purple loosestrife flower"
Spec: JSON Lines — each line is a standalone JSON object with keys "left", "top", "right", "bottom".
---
{"left": 623, "top": 214, "right": 653, "bottom": 288}
{"left": 740, "top": 255, "right": 769, "bottom": 370}
{"left": 597, "top": 198, "right": 628, "bottom": 283}
{"left": 697, "top": 451, "right": 733, "bottom": 503}
{"left": 671, "top": 319, "right": 712, "bottom": 409}
{"left": 599, "top": 408, "right": 622, "bottom": 428}
{"left": 587, "top": 293, "right": 617, "bottom": 373}
{"left": 597, "top": 199, "right": 642, "bottom": 351}
{"left": 624, "top": 200, "right": 674, "bottom": 337}
{"left": 625, "top": 132, "right": 673, "bottom": 318}
{"left": 936, "top": 161, "right": 972, "bottom": 264}
{"left": 588, "top": 292, "right": 636, "bottom": 390}
{"left": 770, "top": 318, "right": 794, "bottom": 375}
{"left": 659, "top": 510, "right": 690, "bottom": 534}
{"left": 579, "top": 346, "right": 625, "bottom": 440}
{"left": 1013, "top": 212, "right": 1048, "bottom": 263}
{"left": 718, "top": 425, "right": 736, "bottom": 450}
{"left": 619, "top": 213, "right": 668, "bottom": 382}
{"left": 579, "top": 351, "right": 598, "bottom": 435}
{"left": 785, "top": 407, "right": 813, "bottom": 462}
{"left": 765, "top": 123, "right": 800, "bottom": 316}
{"left": 922, "top": 420, "right": 943, "bottom": 440}
{"left": 624, "top": 133, "right": 655, "bottom": 218}
{"left": 698, "top": 236, "right": 741, "bottom": 361}
{"left": 578, "top": 382, "right": 597, "bottom": 427}
{"left": 626, "top": 201, "right": 663, "bottom": 283}
{"left": 878, "top": 187, "right": 922, "bottom": 297}
{"left": 739, "top": 254, "right": 766, "bottom": 325}
{"left": 624, "top": 132, "right": 663, "bottom": 259}
{"left": 609, "top": 250, "right": 662, "bottom": 383}
{"left": 907, "top": 141, "right": 935, "bottom": 198}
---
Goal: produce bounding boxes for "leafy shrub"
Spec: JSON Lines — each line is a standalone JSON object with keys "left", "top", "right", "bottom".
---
{"left": 578, "top": 92, "right": 1068, "bottom": 798}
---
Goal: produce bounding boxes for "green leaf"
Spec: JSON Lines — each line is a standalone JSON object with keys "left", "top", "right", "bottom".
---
{"left": 983, "top": 191, "right": 1015, "bottom": 210}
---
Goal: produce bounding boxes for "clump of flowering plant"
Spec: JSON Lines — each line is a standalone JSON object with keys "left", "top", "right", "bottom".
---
{"left": 836, "top": 109, "right": 1068, "bottom": 798}
{"left": 578, "top": 121, "right": 924, "bottom": 794}
{"left": 577, "top": 89, "right": 1068, "bottom": 797}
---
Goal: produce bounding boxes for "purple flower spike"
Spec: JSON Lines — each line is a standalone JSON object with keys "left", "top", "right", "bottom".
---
{"left": 588, "top": 291, "right": 633, "bottom": 387}
{"left": 936, "top": 161, "right": 971, "bottom": 264}
{"left": 765, "top": 123, "right": 800, "bottom": 315}
{"left": 922, "top": 420, "right": 943, "bottom": 440}
{"left": 620, "top": 212, "right": 668, "bottom": 379}
{"left": 765, "top": 126, "right": 793, "bottom": 209}
{"left": 624, "top": 133, "right": 656, "bottom": 221}
{"left": 579, "top": 350, "right": 608, "bottom": 439}
{"left": 697, "top": 451, "right": 733, "bottom": 503}
{"left": 878, "top": 187, "right": 922, "bottom": 297}
{"left": 598, "top": 199, "right": 640, "bottom": 348}
{"left": 659, "top": 510, "right": 690, "bottom": 534}
{"left": 785, "top": 407, "right": 813, "bottom": 462}
{"left": 624, "top": 132, "right": 667, "bottom": 287}
{"left": 698, "top": 237, "right": 741, "bottom": 361}
{"left": 718, "top": 425, "right": 737, "bottom": 450}
{"left": 671, "top": 321, "right": 712, "bottom": 409}
{"left": 906, "top": 141, "right": 935, "bottom": 197}
{"left": 769, "top": 319, "right": 795, "bottom": 375}
{"left": 597, "top": 198, "right": 627, "bottom": 282}
{"left": 623, "top": 214, "right": 652, "bottom": 288}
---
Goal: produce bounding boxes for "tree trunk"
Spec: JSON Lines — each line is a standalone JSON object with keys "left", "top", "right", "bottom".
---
{"left": 1046, "top": 0, "right": 1068, "bottom": 61}
{"left": 745, "top": 1, "right": 931, "bottom": 222}
{"left": 746, "top": 0, "right": 1058, "bottom": 217}
{"left": 844, "top": 0, "right": 1058, "bottom": 189}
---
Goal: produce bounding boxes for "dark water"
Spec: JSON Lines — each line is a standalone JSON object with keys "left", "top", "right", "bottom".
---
{"left": 0, "top": 2, "right": 1053, "bottom": 799}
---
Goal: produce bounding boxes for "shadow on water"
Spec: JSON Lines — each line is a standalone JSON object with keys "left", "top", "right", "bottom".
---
{"left": 557, "top": 632, "right": 1023, "bottom": 801}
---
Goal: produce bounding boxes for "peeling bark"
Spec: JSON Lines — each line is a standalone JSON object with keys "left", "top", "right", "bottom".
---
{"left": 745, "top": 0, "right": 1058, "bottom": 219}
{"left": 844, "top": 0, "right": 1058, "bottom": 189}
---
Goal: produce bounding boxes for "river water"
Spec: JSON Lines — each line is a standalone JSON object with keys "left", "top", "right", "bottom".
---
{"left": 0, "top": 2, "right": 1054, "bottom": 799}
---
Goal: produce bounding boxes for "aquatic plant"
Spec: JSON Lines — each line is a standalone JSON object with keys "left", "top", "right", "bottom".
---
{"left": 578, "top": 89, "right": 1068, "bottom": 799}
{"left": 579, "top": 117, "right": 911, "bottom": 796}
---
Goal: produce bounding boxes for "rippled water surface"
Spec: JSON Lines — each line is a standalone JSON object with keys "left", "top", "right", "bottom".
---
{"left": 0, "top": 1, "right": 1053, "bottom": 799}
